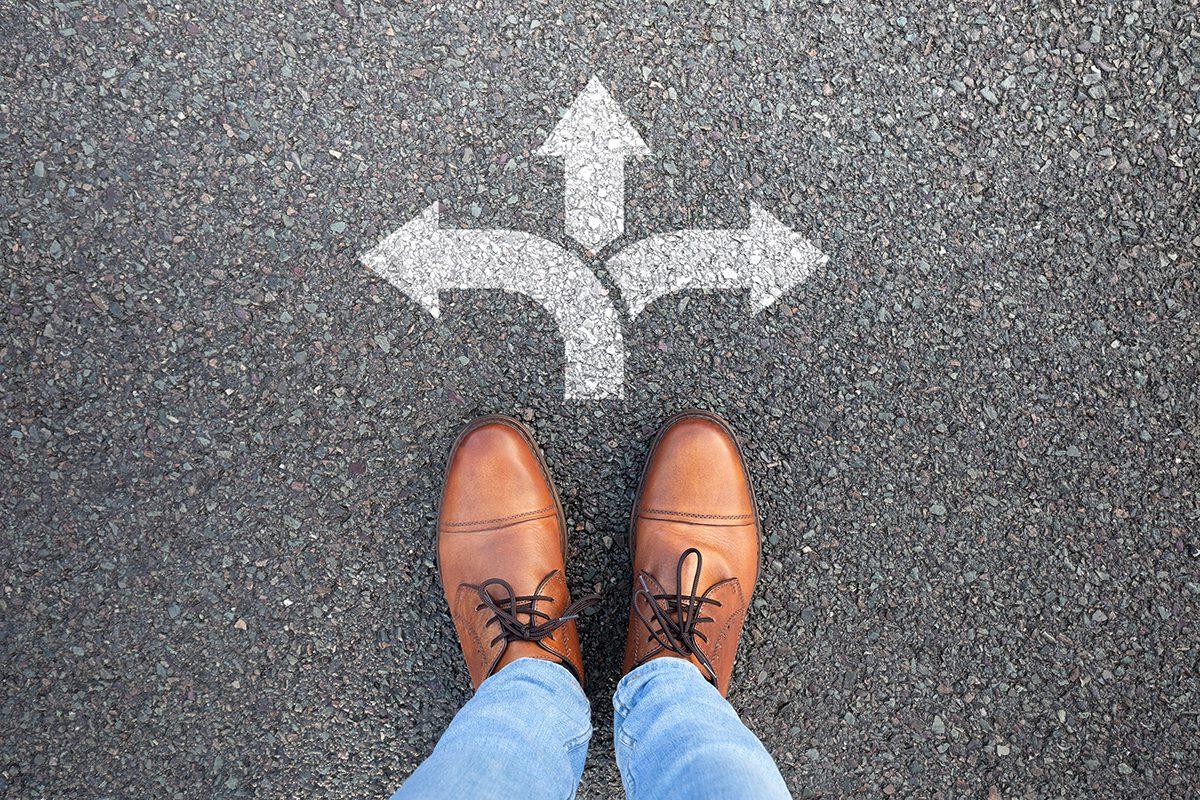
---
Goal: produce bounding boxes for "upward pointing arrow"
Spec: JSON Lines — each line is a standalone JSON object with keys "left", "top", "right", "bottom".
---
{"left": 537, "top": 76, "right": 649, "bottom": 253}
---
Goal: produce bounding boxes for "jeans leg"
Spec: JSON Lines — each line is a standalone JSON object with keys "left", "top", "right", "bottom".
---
{"left": 612, "top": 657, "right": 791, "bottom": 800}
{"left": 391, "top": 658, "right": 592, "bottom": 800}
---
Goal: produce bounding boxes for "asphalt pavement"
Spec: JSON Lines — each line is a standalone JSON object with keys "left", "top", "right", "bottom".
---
{"left": 3, "top": 2, "right": 1198, "bottom": 798}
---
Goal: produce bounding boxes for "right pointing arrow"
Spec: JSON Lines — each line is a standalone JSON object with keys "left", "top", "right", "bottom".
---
{"left": 536, "top": 76, "right": 649, "bottom": 253}
{"left": 360, "top": 204, "right": 625, "bottom": 400}
{"left": 605, "top": 203, "right": 828, "bottom": 318}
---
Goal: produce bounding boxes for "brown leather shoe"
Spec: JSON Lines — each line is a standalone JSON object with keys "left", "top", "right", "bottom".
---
{"left": 438, "top": 416, "right": 596, "bottom": 689}
{"left": 622, "top": 411, "right": 760, "bottom": 696}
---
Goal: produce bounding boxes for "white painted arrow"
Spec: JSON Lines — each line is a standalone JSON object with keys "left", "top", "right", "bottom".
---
{"left": 361, "top": 204, "right": 624, "bottom": 399}
{"left": 536, "top": 76, "right": 650, "bottom": 253}
{"left": 605, "top": 203, "right": 827, "bottom": 318}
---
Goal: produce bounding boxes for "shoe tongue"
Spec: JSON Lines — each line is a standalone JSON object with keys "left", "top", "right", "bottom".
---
{"left": 675, "top": 555, "right": 703, "bottom": 594}
{"left": 638, "top": 561, "right": 700, "bottom": 604}
{"left": 478, "top": 577, "right": 533, "bottom": 625}
{"left": 648, "top": 549, "right": 717, "bottom": 596}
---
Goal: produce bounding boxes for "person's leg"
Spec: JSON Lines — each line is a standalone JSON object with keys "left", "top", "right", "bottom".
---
{"left": 612, "top": 657, "right": 789, "bottom": 800}
{"left": 392, "top": 657, "right": 591, "bottom": 800}
{"left": 617, "top": 411, "right": 791, "bottom": 799}
{"left": 390, "top": 416, "right": 599, "bottom": 799}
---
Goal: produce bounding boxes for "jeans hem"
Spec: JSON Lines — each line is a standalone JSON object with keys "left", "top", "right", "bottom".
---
{"left": 614, "top": 656, "right": 704, "bottom": 712}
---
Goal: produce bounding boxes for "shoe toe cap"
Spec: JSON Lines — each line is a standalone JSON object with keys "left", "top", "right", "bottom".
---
{"left": 440, "top": 419, "right": 557, "bottom": 529}
{"left": 637, "top": 414, "right": 755, "bottom": 521}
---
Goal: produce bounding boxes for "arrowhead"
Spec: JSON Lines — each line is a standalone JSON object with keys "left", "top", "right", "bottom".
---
{"left": 536, "top": 76, "right": 650, "bottom": 158}
{"left": 747, "top": 202, "right": 828, "bottom": 312}
{"left": 360, "top": 203, "right": 443, "bottom": 318}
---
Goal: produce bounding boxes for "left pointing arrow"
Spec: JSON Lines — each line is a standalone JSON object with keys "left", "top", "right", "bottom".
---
{"left": 360, "top": 203, "right": 625, "bottom": 400}
{"left": 537, "top": 76, "right": 650, "bottom": 253}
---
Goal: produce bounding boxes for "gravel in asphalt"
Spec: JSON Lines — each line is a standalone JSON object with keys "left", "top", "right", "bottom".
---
{"left": 3, "top": 2, "right": 1197, "bottom": 798}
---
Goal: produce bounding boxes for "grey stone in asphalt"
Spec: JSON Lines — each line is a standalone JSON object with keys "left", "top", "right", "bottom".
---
{"left": 2, "top": 2, "right": 1197, "bottom": 799}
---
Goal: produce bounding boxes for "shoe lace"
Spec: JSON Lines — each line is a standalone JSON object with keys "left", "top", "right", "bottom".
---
{"left": 467, "top": 570, "right": 600, "bottom": 651}
{"left": 633, "top": 547, "right": 724, "bottom": 684}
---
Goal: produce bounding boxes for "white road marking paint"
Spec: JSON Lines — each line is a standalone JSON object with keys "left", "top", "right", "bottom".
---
{"left": 362, "top": 75, "right": 828, "bottom": 401}
{"left": 606, "top": 203, "right": 828, "bottom": 318}
{"left": 536, "top": 76, "right": 649, "bottom": 253}
{"left": 361, "top": 204, "right": 624, "bottom": 399}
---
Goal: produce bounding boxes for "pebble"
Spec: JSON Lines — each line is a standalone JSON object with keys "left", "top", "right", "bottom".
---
{"left": 4, "top": 3, "right": 1194, "bottom": 799}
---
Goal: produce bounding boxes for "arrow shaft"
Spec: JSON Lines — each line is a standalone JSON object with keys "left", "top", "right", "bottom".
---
{"left": 432, "top": 229, "right": 624, "bottom": 399}
{"left": 563, "top": 153, "right": 625, "bottom": 252}
{"left": 607, "top": 230, "right": 750, "bottom": 317}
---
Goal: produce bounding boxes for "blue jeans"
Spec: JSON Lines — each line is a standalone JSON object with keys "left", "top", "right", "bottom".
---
{"left": 391, "top": 657, "right": 791, "bottom": 799}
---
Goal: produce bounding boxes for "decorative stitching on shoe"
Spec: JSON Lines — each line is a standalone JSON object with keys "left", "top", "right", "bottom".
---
{"left": 639, "top": 508, "right": 755, "bottom": 520}
{"left": 442, "top": 504, "right": 555, "bottom": 528}
{"left": 707, "top": 578, "right": 745, "bottom": 678}
{"left": 455, "top": 584, "right": 492, "bottom": 673}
